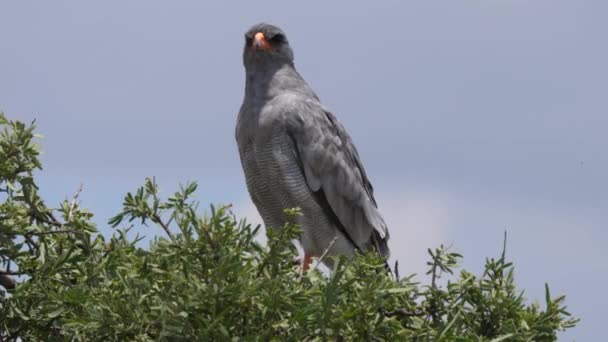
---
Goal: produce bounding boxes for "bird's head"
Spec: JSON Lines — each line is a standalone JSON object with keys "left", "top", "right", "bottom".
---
{"left": 243, "top": 23, "right": 294, "bottom": 67}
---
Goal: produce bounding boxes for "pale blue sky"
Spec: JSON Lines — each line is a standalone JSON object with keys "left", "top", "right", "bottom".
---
{"left": 1, "top": 1, "right": 606, "bottom": 340}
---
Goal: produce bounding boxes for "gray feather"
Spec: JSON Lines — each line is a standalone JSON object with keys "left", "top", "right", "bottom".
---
{"left": 284, "top": 98, "right": 389, "bottom": 253}
{"left": 236, "top": 23, "right": 390, "bottom": 262}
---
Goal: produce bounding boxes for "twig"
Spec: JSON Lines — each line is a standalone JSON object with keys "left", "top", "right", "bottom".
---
{"left": 0, "top": 269, "right": 26, "bottom": 276}
{"left": 311, "top": 236, "right": 338, "bottom": 273}
{"left": 431, "top": 257, "right": 438, "bottom": 290}
{"left": 40, "top": 212, "right": 63, "bottom": 228}
{"left": 428, "top": 253, "right": 440, "bottom": 325}
{"left": 383, "top": 308, "right": 424, "bottom": 318}
{"left": 67, "top": 183, "right": 84, "bottom": 221}
{"left": 498, "top": 230, "right": 508, "bottom": 288}
{"left": 501, "top": 230, "right": 508, "bottom": 261}
{"left": 23, "top": 233, "right": 39, "bottom": 251}
{"left": 166, "top": 213, "right": 176, "bottom": 227}
{"left": 29, "top": 229, "right": 82, "bottom": 236}
{"left": 152, "top": 213, "right": 175, "bottom": 241}
{"left": 394, "top": 260, "right": 400, "bottom": 282}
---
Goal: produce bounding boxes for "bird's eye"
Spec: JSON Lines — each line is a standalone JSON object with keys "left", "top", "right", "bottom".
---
{"left": 269, "top": 34, "right": 285, "bottom": 44}
{"left": 245, "top": 37, "right": 253, "bottom": 46}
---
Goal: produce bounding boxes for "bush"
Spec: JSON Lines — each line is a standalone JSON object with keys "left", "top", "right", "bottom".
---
{"left": 0, "top": 113, "right": 578, "bottom": 341}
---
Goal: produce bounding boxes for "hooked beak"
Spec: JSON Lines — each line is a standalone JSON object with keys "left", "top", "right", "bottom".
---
{"left": 252, "top": 32, "right": 271, "bottom": 51}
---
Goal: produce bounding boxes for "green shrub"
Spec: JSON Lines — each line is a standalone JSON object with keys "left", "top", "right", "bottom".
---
{"left": 0, "top": 113, "right": 578, "bottom": 341}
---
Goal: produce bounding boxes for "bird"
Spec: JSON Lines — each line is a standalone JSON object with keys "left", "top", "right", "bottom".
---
{"left": 235, "top": 23, "right": 390, "bottom": 271}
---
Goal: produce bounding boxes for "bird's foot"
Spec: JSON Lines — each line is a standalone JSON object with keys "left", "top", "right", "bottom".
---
{"left": 299, "top": 253, "right": 313, "bottom": 275}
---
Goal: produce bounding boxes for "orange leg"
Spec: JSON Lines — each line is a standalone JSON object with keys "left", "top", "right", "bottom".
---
{"left": 302, "top": 253, "right": 313, "bottom": 272}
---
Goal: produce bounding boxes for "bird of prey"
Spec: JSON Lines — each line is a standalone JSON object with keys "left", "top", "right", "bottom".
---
{"left": 236, "top": 23, "right": 390, "bottom": 271}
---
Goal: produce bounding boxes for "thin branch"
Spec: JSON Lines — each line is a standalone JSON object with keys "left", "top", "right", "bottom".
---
{"left": 311, "top": 236, "right": 338, "bottom": 273}
{"left": 431, "top": 257, "right": 438, "bottom": 290}
{"left": 0, "top": 269, "right": 26, "bottom": 276}
{"left": 501, "top": 230, "right": 508, "bottom": 262}
{"left": 394, "top": 260, "right": 400, "bottom": 282}
{"left": 48, "top": 211, "right": 61, "bottom": 224}
{"left": 38, "top": 213, "right": 63, "bottom": 228}
{"left": 23, "top": 238, "right": 35, "bottom": 251}
{"left": 23, "top": 233, "right": 39, "bottom": 250}
{"left": 152, "top": 213, "right": 175, "bottom": 241}
{"left": 383, "top": 308, "right": 424, "bottom": 318}
{"left": 428, "top": 252, "right": 440, "bottom": 325}
{"left": 67, "top": 183, "right": 84, "bottom": 221}
{"left": 166, "top": 213, "right": 176, "bottom": 227}
{"left": 29, "top": 229, "right": 83, "bottom": 236}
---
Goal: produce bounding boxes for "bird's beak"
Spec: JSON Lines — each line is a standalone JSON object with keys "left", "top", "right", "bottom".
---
{"left": 252, "top": 32, "right": 271, "bottom": 51}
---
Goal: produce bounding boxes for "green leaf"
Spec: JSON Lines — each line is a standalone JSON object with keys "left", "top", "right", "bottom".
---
{"left": 490, "top": 334, "right": 514, "bottom": 342}
{"left": 47, "top": 307, "right": 65, "bottom": 319}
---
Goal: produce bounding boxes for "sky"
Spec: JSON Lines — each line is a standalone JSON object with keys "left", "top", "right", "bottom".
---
{"left": 1, "top": 1, "right": 606, "bottom": 340}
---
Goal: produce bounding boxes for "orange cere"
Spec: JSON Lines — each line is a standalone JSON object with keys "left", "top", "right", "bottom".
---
{"left": 253, "top": 32, "right": 271, "bottom": 50}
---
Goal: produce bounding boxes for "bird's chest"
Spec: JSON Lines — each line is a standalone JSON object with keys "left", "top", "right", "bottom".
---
{"left": 241, "top": 129, "right": 308, "bottom": 214}
{"left": 246, "top": 128, "right": 298, "bottom": 186}
{"left": 239, "top": 102, "right": 292, "bottom": 163}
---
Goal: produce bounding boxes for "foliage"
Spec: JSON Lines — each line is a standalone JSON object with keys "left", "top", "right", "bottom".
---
{"left": 0, "top": 113, "right": 578, "bottom": 341}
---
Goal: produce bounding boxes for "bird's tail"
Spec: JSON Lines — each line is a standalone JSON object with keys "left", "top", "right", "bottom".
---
{"left": 371, "top": 230, "right": 390, "bottom": 259}
{"left": 370, "top": 230, "right": 393, "bottom": 276}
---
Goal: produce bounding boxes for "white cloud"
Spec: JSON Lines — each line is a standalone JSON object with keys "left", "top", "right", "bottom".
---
{"left": 232, "top": 199, "right": 263, "bottom": 228}
{"left": 379, "top": 189, "right": 450, "bottom": 278}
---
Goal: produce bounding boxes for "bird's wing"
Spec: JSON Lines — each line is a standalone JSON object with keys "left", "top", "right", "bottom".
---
{"left": 284, "top": 97, "right": 389, "bottom": 256}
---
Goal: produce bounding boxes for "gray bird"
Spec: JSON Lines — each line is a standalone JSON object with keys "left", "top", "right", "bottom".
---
{"left": 236, "top": 23, "right": 390, "bottom": 270}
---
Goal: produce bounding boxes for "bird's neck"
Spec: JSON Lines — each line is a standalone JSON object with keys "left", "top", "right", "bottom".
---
{"left": 244, "top": 62, "right": 317, "bottom": 103}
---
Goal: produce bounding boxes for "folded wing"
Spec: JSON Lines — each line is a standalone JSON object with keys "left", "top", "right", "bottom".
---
{"left": 285, "top": 98, "right": 390, "bottom": 257}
